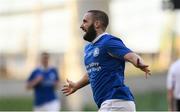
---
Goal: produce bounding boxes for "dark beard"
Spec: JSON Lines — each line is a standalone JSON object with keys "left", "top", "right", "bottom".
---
{"left": 83, "top": 24, "right": 97, "bottom": 42}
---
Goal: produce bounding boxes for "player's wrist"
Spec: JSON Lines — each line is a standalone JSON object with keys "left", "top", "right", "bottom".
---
{"left": 74, "top": 82, "right": 81, "bottom": 91}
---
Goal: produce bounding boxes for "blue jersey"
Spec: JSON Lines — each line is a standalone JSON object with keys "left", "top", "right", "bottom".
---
{"left": 27, "top": 67, "right": 59, "bottom": 106}
{"left": 84, "top": 34, "right": 134, "bottom": 108}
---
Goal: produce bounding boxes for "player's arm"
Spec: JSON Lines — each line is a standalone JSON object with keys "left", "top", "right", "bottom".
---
{"left": 54, "top": 80, "right": 60, "bottom": 89}
{"left": 167, "top": 67, "right": 175, "bottom": 111}
{"left": 124, "top": 52, "right": 151, "bottom": 78}
{"left": 167, "top": 89, "right": 174, "bottom": 111}
{"left": 26, "top": 75, "right": 43, "bottom": 89}
{"left": 61, "top": 73, "right": 89, "bottom": 96}
{"left": 53, "top": 69, "right": 60, "bottom": 89}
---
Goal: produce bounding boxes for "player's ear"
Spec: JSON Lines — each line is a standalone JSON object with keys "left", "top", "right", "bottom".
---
{"left": 94, "top": 20, "right": 101, "bottom": 29}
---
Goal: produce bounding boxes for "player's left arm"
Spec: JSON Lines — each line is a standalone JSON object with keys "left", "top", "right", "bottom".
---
{"left": 54, "top": 68, "right": 60, "bottom": 89}
{"left": 106, "top": 37, "right": 150, "bottom": 77}
{"left": 54, "top": 80, "right": 60, "bottom": 89}
{"left": 167, "top": 88, "right": 174, "bottom": 111}
{"left": 124, "top": 52, "right": 151, "bottom": 78}
{"left": 167, "top": 67, "right": 175, "bottom": 111}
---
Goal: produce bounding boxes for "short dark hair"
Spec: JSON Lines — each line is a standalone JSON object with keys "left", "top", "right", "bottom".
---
{"left": 41, "top": 52, "right": 49, "bottom": 57}
{"left": 87, "top": 10, "right": 109, "bottom": 30}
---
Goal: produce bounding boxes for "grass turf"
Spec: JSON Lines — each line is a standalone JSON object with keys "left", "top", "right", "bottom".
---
{"left": 0, "top": 90, "right": 168, "bottom": 111}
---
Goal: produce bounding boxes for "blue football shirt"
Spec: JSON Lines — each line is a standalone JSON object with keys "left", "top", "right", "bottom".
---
{"left": 84, "top": 33, "right": 134, "bottom": 108}
{"left": 27, "top": 67, "right": 59, "bottom": 106}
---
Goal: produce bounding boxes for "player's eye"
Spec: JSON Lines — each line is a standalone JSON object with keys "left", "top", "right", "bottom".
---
{"left": 83, "top": 19, "right": 87, "bottom": 23}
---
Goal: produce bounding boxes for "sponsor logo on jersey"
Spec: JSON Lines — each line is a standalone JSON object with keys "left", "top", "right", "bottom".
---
{"left": 93, "top": 47, "right": 99, "bottom": 57}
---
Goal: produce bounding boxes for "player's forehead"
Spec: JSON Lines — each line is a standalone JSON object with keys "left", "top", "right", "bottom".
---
{"left": 41, "top": 54, "right": 49, "bottom": 59}
{"left": 82, "top": 12, "right": 93, "bottom": 21}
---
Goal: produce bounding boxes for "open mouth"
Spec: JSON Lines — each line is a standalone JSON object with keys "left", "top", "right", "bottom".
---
{"left": 81, "top": 28, "right": 87, "bottom": 32}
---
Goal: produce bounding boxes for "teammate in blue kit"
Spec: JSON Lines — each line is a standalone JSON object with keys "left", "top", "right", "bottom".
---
{"left": 27, "top": 52, "right": 61, "bottom": 112}
{"left": 61, "top": 10, "right": 151, "bottom": 111}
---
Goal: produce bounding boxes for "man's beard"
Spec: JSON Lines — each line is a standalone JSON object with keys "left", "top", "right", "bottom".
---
{"left": 83, "top": 24, "right": 97, "bottom": 42}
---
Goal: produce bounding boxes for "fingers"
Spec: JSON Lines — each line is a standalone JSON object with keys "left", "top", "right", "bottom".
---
{"left": 61, "top": 85, "right": 69, "bottom": 91}
{"left": 61, "top": 84, "right": 69, "bottom": 91}
{"left": 137, "top": 58, "right": 149, "bottom": 68}
{"left": 144, "top": 69, "right": 151, "bottom": 74}
{"left": 142, "top": 65, "right": 149, "bottom": 68}
{"left": 62, "top": 90, "right": 71, "bottom": 96}
{"left": 141, "top": 66, "right": 150, "bottom": 72}
{"left": 67, "top": 79, "right": 70, "bottom": 83}
{"left": 136, "top": 58, "right": 152, "bottom": 79}
{"left": 144, "top": 68, "right": 151, "bottom": 79}
{"left": 63, "top": 91, "right": 71, "bottom": 96}
{"left": 61, "top": 85, "right": 71, "bottom": 96}
{"left": 61, "top": 81, "right": 75, "bottom": 96}
{"left": 67, "top": 79, "right": 72, "bottom": 84}
{"left": 63, "top": 84, "right": 69, "bottom": 88}
{"left": 65, "top": 92, "right": 73, "bottom": 96}
{"left": 62, "top": 89, "right": 69, "bottom": 94}
{"left": 139, "top": 64, "right": 149, "bottom": 69}
{"left": 139, "top": 65, "right": 151, "bottom": 79}
{"left": 145, "top": 72, "right": 151, "bottom": 79}
{"left": 66, "top": 79, "right": 73, "bottom": 86}
{"left": 62, "top": 88, "right": 73, "bottom": 96}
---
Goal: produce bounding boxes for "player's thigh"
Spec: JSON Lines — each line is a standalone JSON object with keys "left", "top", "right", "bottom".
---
{"left": 43, "top": 100, "right": 61, "bottom": 111}
{"left": 34, "top": 105, "right": 46, "bottom": 112}
{"left": 98, "top": 100, "right": 136, "bottom": 112}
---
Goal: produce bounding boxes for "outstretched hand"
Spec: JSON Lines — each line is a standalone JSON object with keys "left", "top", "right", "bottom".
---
{"left": 137, "top": 58, "right": 151, "bottom": 78}
{"left": 61, "top": 79, "right": 77, "bottom": 96}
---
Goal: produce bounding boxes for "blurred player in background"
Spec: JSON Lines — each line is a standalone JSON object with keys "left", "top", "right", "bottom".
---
{"left": 61, "top": 10, "right": 151, "bottom": 111}
{"left": 26, "top": 52, "right": 61, "bottom": 112}
{"left": 167, "top": 59, "right": 180, "bottom": 111}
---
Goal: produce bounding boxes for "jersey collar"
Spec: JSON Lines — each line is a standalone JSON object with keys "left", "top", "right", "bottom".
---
{"left": 39, "top": 66, "right": 50, "bottom": 71}
{"left": 92, "top": 32, "right": 108, "bottom": 44}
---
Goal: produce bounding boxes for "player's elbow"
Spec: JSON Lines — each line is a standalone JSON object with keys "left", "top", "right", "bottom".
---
{"left": 26, "top": 83, "right": 33, "bottom": 90}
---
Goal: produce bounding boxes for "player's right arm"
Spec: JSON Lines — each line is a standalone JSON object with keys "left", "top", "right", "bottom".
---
{"left": 106, "top": 37, "right": 150, "bottom": 78}
{"left": 26, "top": 75, "right": 43, "bottom": 89}
{"left": 61, "top": 73, "right": 89, "bottom": 96}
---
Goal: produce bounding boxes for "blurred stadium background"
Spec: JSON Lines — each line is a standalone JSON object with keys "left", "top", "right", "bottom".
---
{"left": 0, "top": 0, "right": 180, "bottom": 111}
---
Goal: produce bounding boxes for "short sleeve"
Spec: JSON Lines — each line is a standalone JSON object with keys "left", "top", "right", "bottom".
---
{"left": 27, "top": 69, "right": 42, "bottom": 82}
{"left": 106, "top": 37, "right": 132, "bottom": 59}
{"left": 167, "top": 65, "right": 175, "bottom": 89}
{"left": 52, "top": 68, "right": 59, "bottom": 81}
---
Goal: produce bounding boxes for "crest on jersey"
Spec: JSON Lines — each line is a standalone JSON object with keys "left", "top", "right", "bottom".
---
{"left": 49, "top": 73, "right": 56, "bottom": 80}
{"left": 93, "top": 47, "right": 99, "bottom": 57}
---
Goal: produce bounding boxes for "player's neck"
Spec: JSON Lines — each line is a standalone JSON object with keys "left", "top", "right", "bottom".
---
{"left": 41, "top": 65, "right": 49, "bottom": 70}
{"left": 96, "top": 29, "right": 105, "bottom": 38}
